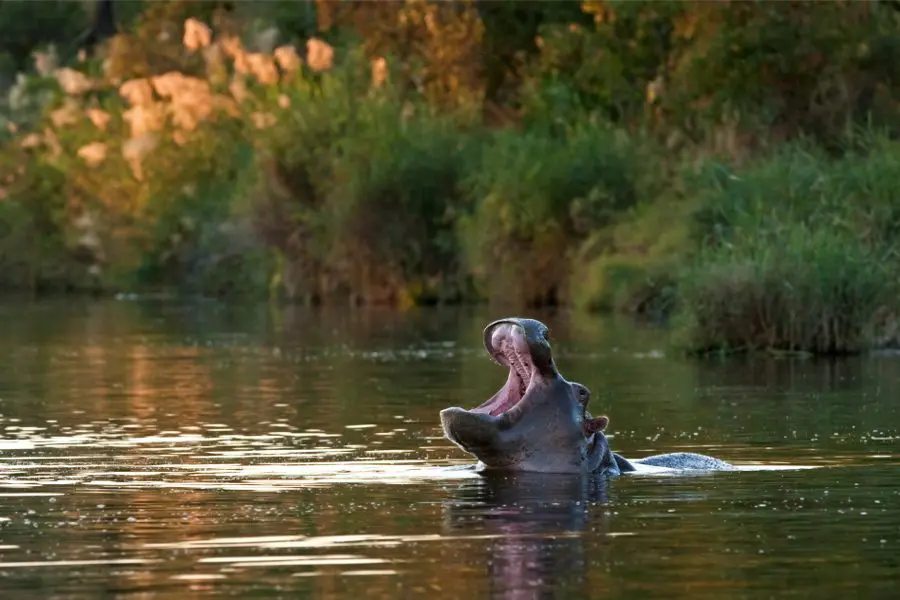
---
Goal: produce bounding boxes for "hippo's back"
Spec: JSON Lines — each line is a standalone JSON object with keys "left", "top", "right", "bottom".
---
{"left": 631, "top": 452, "right": 734, "bottom": 471}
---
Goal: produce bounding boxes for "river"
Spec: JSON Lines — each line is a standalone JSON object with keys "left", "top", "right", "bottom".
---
{"left": 0, "top": 299, "right": 897, "bottom": 598}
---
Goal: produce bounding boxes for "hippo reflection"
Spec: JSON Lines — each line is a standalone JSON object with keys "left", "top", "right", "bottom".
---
{"left": 440, "top": 317, "right": 734, "bottom": 475}
{"left": 443, "top": 472, "right": 612, "bottom": 599}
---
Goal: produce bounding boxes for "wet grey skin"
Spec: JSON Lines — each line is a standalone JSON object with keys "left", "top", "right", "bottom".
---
{"left": 440, "top": 317, "right": 734, "bottom": 475}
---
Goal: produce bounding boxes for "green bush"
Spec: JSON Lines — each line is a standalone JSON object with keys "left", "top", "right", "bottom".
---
{"left": 136, "top": 141, "right": 273, "bottom": 297}
{"left": 459, "top": 120, "right": 639, "bottom": 306}
{"left": 687, "top": 143, "right": 838, "bottom": 249}
{"left": 247, "top": 48, "right": 482, "bottom": 305}
{"left": 530, "top": 1, "right": 683, "bottom": 125}
{"left": 675, "top": 224, "right": 896, "bottom": 355}
{"left": 0, "top": 148, "right": 81, "bottom": 292}
{"left": 675, "top": 136, "right": 900, "bottom": 354}
{"left": 688, "top": 133, "right": 900, "bottom": 251}
{"left": 329, "top": 107, "right": 482, "bottom": 305}
{"left": 0, "top": 1, "right": 88, "bottom": 74}
{"left": 571, "top": 197, "right": 689, "bottom": 318}
{"left": 247, "top": 71, "right": 347, "bottom": 304}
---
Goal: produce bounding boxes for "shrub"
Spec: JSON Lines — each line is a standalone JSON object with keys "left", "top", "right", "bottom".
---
{"left": 688, "top": 133, "right": 900, "bottom": 253}
{"left": 328, "top": 106, "right": 482, "bottom": 305}
{"left": 675, "top": 224, "right": 896, "bottom": 355}
{"left": 686, "top": 143, "right": 838, "bottom": 250}
{"left": 571, "top": 197, "right": 689, "bottom": 319}
{"left": 675, "top": 136, "right": 900, "bottom": 354}
{"left": 135, "top": 140, "right": 272, "bottom": 297}
{"left": 244, "top": 69, "right": 346, "bottom": 304}
{"left": 458, "top": 120, "right": 639, "bottom": 306}
{"left": 1, "top": 11, "right": 288, "bottom": 296}
{"left": 0, "top": 148, "right": 76, "bottom": 292}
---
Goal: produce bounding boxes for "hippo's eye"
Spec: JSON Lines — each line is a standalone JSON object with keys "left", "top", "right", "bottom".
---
{"left": 543, "top": 328, "right": 551, "bottom": 342}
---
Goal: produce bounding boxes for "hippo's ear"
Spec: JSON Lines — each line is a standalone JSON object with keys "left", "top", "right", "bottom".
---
{"left": 584, "top": 416, "right": 609, "bottom": 434}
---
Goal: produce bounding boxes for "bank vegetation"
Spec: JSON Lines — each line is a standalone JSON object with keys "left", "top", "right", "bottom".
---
{"left": 3, "top": 0, "right": 900, "bottom": 355}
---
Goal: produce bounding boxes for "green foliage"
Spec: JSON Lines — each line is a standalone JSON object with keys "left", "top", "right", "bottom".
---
{"left": 236, "top": 0, "right": 318, "bottom": 44}
{"left": 136, "top": 140, "right": 272, "bottom": 297}
{"left": 248, "top": 49, "right": 483, "bottom": 304}
{"left": 4, "top": 0, "right": 900, "bottom": 355}
{"left": 459, "top": 120, "right": 639, "bottom": 306}
{"left": 571, "top": 197, "right": 689, "bottom": 318}
{"left": 529, "top": 1, "right": 900, "bottom": 153}
{"left": 4, "top": 71, "right": 60, "bottom": 131}
{"left": 688, "top": 133, "right": 900, "bottom": 252}
{"left": 331, "top": 106, "right": 481, "bottom": 305}
{"left": 245, "top": 51, "right": 368, "bottom": 303}
{"left": 0, "top": 1, "right": 88, "bottom": 74}
{"left": 532, "top": 1, "right": 683, "bottom": 123}
{"left": 476, "top": 0, "right": 593, "bottom": 103}
{"left": 662, "top": 1, "right": 891, "bottom": 141}
{"left": 0, "top": 149, "right": 81, "bottom": 292}
{"left": 675, "top": 138, "right": 900, "bottom": 354}
{"left": 676, "top": 224, "right": 896, "bottom": 355}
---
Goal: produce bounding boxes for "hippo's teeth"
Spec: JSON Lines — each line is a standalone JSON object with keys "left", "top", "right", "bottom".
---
{"left": 500, "top": 338, "right": 531, "bottom": 395}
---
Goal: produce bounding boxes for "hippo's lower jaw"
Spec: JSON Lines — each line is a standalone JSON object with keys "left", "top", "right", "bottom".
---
{"left": 440, "top": 318, "right": 611, "bottom": 474}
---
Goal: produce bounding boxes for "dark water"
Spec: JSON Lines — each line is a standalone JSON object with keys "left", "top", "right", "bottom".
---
{"left": 0, "top": 300, "right": 897, "bottom": 599}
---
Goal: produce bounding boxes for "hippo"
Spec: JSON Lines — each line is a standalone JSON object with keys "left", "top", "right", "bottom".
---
{"left": 440, "top": 317, "right": 734, "bottom": 475}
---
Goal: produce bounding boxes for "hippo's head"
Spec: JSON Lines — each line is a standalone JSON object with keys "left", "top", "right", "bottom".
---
{"left": 440, "top": 317, "right": 613, "bottom": 473}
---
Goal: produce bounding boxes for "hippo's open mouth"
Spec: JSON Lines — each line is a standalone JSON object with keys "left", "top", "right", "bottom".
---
{"left": 471, "top": 319, "right": 602, "bottom": 438}
{"left": 440, "top": 317, "right": 610, "bottom": 472}
{"left": 470, "top": 320, "right": 543, "bottom": 418}
{"left": 452, "top": 319, "right": 598, "bottom": 431}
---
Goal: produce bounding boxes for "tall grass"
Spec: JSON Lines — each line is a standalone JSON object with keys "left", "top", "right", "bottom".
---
{"left": 569, "top": 197, "right": 688, "bottom": 319}
{"left": 675, "top": 139, "right": 900, "bottom": 354}
{"left": 677, "top": 225, "right": 896, "bottom": 354}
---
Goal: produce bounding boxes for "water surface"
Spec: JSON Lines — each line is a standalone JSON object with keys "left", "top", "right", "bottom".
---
{"left": 0, "top": 300, "right": 897, "bottom": 598}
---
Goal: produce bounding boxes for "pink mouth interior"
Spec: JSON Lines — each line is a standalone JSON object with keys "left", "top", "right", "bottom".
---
{"left": 468, "top": 322, "right": 603, "bottom": 443}
{"left": 471, "top": 324, "right": 534, "bottom": 417}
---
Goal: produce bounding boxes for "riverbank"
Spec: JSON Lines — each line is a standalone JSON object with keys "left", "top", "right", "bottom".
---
{"left": 3, "top": 1, "right": 900, "bottom": 355}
